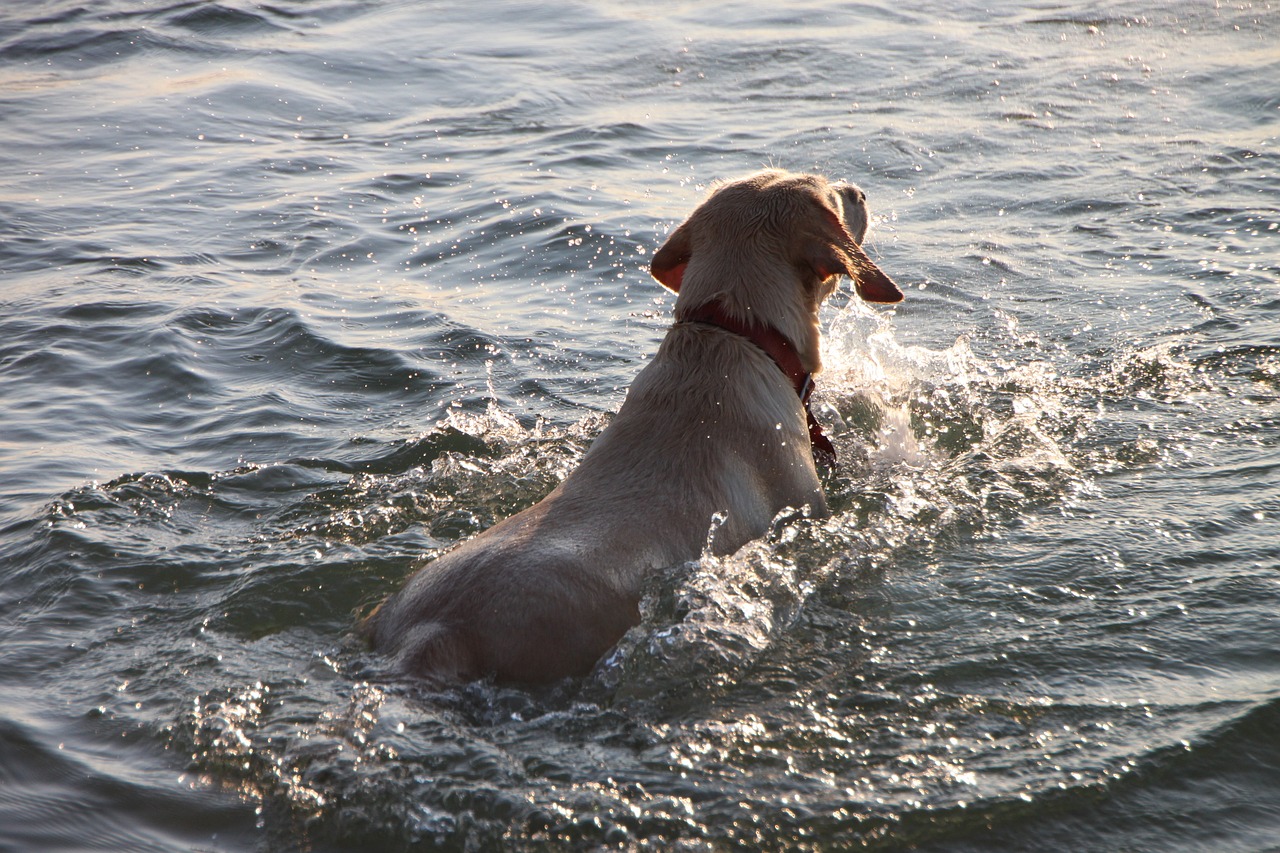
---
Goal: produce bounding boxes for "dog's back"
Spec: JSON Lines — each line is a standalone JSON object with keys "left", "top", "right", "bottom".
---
{"left": 361, "top": 320, "right": 823, "bottom": 682}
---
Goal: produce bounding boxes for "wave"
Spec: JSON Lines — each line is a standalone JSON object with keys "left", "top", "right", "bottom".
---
{"left": 0, "top": 1, "right": 299, "bottom": 66}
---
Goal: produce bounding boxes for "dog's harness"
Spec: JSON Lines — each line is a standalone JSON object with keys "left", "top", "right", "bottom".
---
{"left": 681, "top": 301, "right": 837, "bottom": 466}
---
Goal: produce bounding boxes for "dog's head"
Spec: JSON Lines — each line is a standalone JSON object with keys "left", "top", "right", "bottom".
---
{"left": 650, "top": 170, "right": 902, "bottom": 307}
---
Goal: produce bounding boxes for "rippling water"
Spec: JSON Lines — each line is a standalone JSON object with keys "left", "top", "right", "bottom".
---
{"left": 2, "top": 1, "right": 1278, "bottom": 850}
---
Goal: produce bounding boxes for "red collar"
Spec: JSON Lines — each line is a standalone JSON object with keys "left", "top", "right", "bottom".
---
{"left": 680, "top": 301, "right": 836, "bottom": 465}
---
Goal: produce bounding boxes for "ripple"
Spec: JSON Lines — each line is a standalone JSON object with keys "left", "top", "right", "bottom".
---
{"left": 1, "top": 0, "right": 1278, "bottom": 849}
{"left": 164, "top": 2, "right": 289, "bottom": 36}
{"left": 0, "top": 25, "right": 183, "bottom": 65}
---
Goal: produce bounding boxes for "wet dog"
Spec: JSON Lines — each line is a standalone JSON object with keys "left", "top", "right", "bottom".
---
{"left": 360, "top": 170, "right": 902, "bottom": 684}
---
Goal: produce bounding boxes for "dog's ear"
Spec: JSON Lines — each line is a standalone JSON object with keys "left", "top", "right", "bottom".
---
{"left": 844, "top": 242, "right": 904, "bottom": 304}
{"left": 808, "top": 208, "right": 903, "bottom": 304}
{"left": 651, "top": 221, "right": 692, "bottom": 293}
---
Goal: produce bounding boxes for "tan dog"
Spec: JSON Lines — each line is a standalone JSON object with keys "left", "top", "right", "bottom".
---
{"left": 361, "top": 170, "right": 902, "bottom": 684}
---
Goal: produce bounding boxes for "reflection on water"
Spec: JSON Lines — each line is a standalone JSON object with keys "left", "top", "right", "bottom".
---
{"left": 132, "top": 297, "right": 1264, "bottom": 849}
{"left": 1, "top": 0, "right": 1278, "bottom": 850}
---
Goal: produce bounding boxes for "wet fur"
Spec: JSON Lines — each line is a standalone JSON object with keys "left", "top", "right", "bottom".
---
{"left": 360, "top": 170, "right": 901, "bottom": 684}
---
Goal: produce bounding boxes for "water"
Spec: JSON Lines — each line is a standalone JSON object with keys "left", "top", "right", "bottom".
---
{"left": 1, "top": 0, "right": 1277, "bottom": 849}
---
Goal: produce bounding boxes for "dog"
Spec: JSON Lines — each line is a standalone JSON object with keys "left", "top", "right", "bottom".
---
{"left": 360, "top": 169, "right": 902, "bottom": 684}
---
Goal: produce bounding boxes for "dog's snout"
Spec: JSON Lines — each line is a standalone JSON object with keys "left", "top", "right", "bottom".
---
{"left": 837, "top": 183, "right": 866, "bottom": 205}
{"left": 833, "top": 183, "right": 870, "bottom": 245}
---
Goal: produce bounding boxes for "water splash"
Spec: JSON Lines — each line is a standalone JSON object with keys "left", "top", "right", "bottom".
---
{"left": 584, "top": 299, "right": 1099, "bottom": 709}
{"left": 76, "top": 291, "right": 1248, "bottom": 851}
{"left": 594, "top": 508, "right": 817, "bottom": 709}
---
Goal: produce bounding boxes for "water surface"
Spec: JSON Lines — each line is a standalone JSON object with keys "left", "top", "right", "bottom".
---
{"left": 1, "top": 1, "right": 1278, "bottom": 850}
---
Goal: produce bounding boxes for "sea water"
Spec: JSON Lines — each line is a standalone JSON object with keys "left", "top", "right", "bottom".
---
{"left": 1, "top": 1, "right": 1277, "bottom": 850}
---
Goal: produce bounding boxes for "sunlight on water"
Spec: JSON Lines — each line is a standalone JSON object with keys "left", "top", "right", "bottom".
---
{"left": 149, "top": 289, "right": 1100, "bottom": 835}
{"left": 2, "top": 0, "right": 1278, "bottom": 849}
{"left": 25, "top": 156, "right": 1270, "bottom": 847}
{"left": 158, "top": 284, "right": 1151, "bottom": 844}
{"left": 25, "top": 260, "right": 1270, "bottom": 851}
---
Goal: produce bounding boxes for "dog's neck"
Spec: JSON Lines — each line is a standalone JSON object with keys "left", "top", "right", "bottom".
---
{"left": 671, "top": 251, "right": 824, "bottom": 373}
{"left": 680, "top": 300, "right": 836, "bottom": 465}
